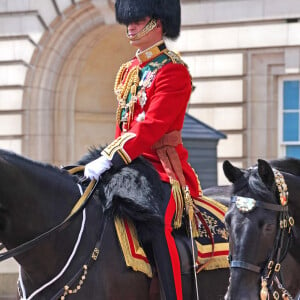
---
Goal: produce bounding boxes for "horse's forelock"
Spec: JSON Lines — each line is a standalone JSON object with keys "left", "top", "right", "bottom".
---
{"left": 232, "top": 167, "right": 272, "bottom": 201}
{"left": 242, "top": 167, "right": 279, "bottom": 204}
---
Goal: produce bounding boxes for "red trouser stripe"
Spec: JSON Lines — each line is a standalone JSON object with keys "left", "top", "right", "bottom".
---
{"left": 164, "top": 192, "right": 183, "bottom": 300}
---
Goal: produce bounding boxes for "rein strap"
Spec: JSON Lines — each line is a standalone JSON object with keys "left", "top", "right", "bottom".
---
{"left": 230, "top": 260, "right": 261, "bottom": 273}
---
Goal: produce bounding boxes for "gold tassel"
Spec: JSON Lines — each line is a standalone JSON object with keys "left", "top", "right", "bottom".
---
{"left": 183, "top": 186, "right": 199, "bottom": 238}
{"left": 260, "top": 279, "right": 269, "bottom": 300}
{"left": 170, "top": 179, "right": 184, "bottom": 229}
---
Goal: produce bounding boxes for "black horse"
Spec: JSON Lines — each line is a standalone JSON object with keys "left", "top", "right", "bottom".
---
{"left": 0, "top": 148, "right": 229, "bottom": 299}
{"left": 223, "top": 158, "right": 300, "bottom": 300}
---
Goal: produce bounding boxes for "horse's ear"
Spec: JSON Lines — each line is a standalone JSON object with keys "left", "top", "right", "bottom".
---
{"left": 257, "top": 159, "right": 275, "bottom": 189}
{"left": 223, "top": 160, "right": 244, "bottom": 183}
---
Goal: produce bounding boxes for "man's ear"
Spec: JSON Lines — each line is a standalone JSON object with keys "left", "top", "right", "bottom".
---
{"left": 156, "top": 19, "right": 162, "bottom": 29}
{"left": 155, "top": 19, "right": 164, "bottom": 35}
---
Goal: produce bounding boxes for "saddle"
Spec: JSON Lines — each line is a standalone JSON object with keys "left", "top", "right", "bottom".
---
{"left": 115, "top": 195, "right": 229, "bottom": 278}
{"left": 67, "top": 162, "right": 229, "bottom": 277}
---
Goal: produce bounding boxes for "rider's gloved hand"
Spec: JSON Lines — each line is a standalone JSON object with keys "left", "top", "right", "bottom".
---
{"left": 84, "top": 155, "right": 112, "bottom": 180}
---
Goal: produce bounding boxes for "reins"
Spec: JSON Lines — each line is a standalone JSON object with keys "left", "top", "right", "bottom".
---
{"left": 51, "top": 211, "right": 108, "bottom": 300}
{"left": 18, "top": 208, "right": 87, "bottom": 300}
{"left": 228, "top": 169, "right": 295, "bottom": 300}
{"left": 0, "top": 166, "right": 97, "bottom": 262}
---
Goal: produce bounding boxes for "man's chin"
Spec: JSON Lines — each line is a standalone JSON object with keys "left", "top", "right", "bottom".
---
{"left": 129, "top": 40, "right": 139, "bottom": 47}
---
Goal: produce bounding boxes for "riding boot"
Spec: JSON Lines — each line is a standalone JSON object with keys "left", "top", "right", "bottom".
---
{"left": 135, "top": 183, "right": 183, "bottom": 300}
{"left": 138, "top": 234, "right": 181, "bottom": 300}
{"left": 151, "top": 229, "right": 181, "bottom": 300}
{"left": 151, "top": 187, "right": 183, "bottom": 300}
{"left": 149, "top": 269, "right": 160, "bottom": 300}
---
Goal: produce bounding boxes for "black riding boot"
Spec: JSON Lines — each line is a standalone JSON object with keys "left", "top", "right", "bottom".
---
{"left": 135, "top": 182, "right": 182, "bottom": 300}
{"left": 152, "top": 230, "right": 179, "bottom": 300}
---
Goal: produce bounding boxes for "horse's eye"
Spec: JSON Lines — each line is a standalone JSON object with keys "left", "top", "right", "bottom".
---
{"left": 258, "top": 219, "right": 265, "bottom": 228}
{"left": 263, "top": 223, "right": 276, "bottom": 233}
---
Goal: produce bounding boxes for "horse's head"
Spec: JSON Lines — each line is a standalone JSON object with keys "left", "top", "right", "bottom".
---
{"left": 223, "top": 159, "right": 296, "bottom": 300}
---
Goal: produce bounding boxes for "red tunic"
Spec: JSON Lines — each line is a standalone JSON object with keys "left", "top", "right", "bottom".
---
{"left": 102, "top": 42, "right": 201, "bottom": 198}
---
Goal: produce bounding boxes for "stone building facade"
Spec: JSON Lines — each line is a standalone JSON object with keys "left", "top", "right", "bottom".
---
{"left": 0, "top": 0, "right": 300, "bottom": 297}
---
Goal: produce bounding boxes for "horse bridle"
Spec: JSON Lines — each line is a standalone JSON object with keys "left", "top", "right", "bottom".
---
{"left": 228, "top": 169, "right": 295, "bottom": 300}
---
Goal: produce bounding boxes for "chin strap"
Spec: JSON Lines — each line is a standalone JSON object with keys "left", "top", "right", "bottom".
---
{"left": 127, "top": 18, "right": 157, "bottom": 41}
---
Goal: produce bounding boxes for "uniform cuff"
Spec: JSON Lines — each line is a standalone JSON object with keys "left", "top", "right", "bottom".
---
{"left": 101, "top": 132, "right": 136, "bottom": 168}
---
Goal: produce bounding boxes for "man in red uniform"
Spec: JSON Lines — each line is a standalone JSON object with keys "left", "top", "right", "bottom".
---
{"left": 85, "top": 0, "right": 202, "bottom": 298}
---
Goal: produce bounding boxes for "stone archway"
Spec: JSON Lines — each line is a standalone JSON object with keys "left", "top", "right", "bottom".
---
{"left": 23, "top": 1, "right": 133, "bottom": 165}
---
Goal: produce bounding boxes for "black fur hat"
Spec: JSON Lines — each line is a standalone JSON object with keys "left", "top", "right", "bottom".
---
{"left": 115, "top": 0, "right": 181, "bottom": 39}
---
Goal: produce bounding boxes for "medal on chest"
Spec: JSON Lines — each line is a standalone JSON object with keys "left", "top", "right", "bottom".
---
{"left": 114, "top": 57, "right": 168, "bottom": 130}
{"left": 137, "top": 70, "right": 156, "bottom": 108}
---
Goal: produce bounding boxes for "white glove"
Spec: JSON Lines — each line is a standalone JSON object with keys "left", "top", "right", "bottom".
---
{"left": 84, "top": 156, "right": 112, "bottom": 180}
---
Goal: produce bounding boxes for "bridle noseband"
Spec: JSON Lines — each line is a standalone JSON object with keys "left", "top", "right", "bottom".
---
{"left": 228, "top": 169, "right": 295, "bottom": 300}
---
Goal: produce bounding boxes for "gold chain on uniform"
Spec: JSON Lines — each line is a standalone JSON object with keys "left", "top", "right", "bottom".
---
{"left": 114, "top": 62, "right": 140, "bottom": 125}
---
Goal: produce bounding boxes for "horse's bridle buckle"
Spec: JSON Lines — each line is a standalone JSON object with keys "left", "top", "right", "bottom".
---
{"left": 273, "top": 291, "right": 280, "bottom": 300}
{"left": 274, "top": 263, "right": 281, "bottom": 272}
{"left": 92, "top": 248, "right": 100, "bottom": 261}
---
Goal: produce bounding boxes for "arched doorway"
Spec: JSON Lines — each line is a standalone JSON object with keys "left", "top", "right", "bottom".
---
{"left": 23, "top": 2, "right": 133, "bottom": 166}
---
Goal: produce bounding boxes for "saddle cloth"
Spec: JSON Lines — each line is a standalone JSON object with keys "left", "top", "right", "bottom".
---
{"left": 114, "top": 196, "right": 229, "bottom": 277}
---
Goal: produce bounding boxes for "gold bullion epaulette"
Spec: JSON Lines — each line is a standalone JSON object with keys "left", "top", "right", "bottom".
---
{"left": 165, "top": 51, "right": 187, "bottom": 66}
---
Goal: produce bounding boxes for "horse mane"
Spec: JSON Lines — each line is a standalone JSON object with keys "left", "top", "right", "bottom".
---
{"left": 76, "top": 146, "right": 103, "bottom": 165}
{"left": 269, "top": 157, "right": 300, "bottom": 176}
{"left": 0, "top": 149, "right": 76, "bottom": 185}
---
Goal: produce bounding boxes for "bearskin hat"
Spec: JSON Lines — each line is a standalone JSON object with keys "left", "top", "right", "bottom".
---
{"left": 115, "top": 0, "right": 181, "bottom": 39}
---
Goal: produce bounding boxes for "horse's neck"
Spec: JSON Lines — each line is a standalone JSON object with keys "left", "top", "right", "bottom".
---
{"left": 203, "top": 185, "right": 231, "bottom": 207}
{"left": 19, "top": 197, "right": 103, "bottom": 298}
{"left": 288, "top": 176, "right": 300, "bottom": 256}
{"left": 289, "top": 224, "right": 300, "bottom": 263}
{"left": 1, "top": 171, "right": 79, "bottom": 249}
{"left": 285, "top": 177, "right": 300, "bottom": 293}
{"left": 282, "top": 252, "right": 300, "bottom": 296}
